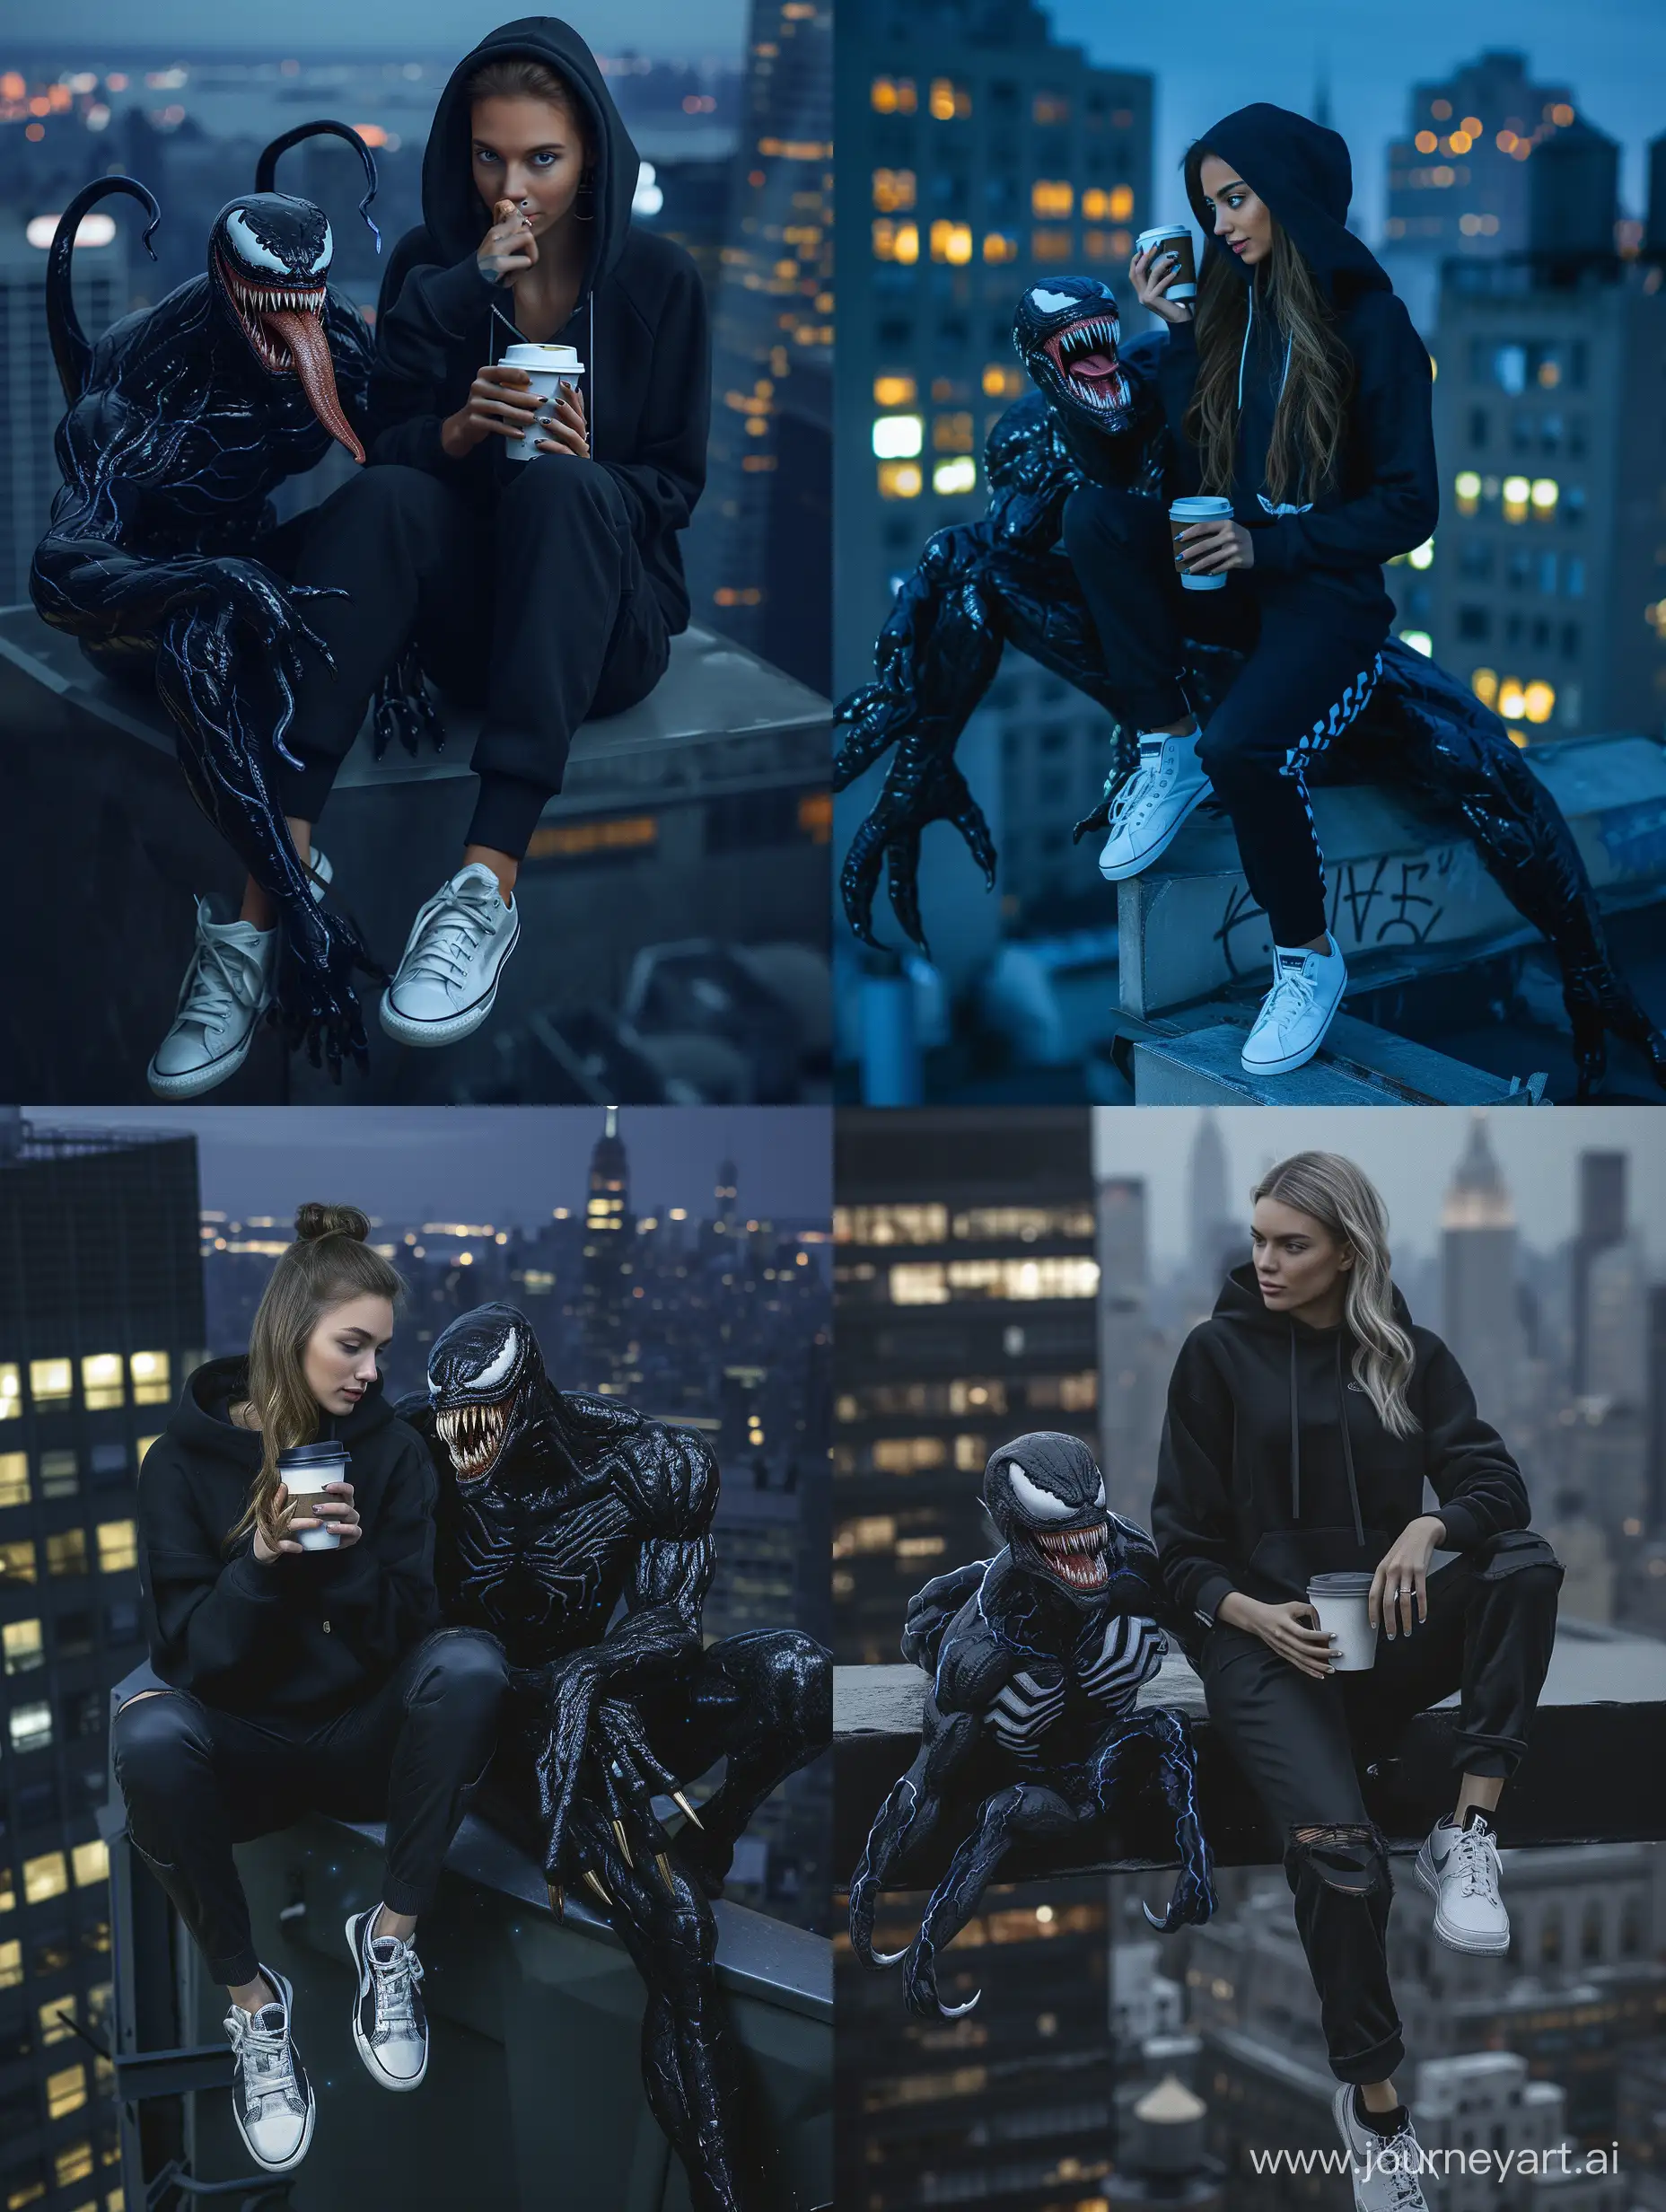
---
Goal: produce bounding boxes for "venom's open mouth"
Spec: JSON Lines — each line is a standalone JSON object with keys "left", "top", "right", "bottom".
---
{"left": 436, "top": 1395, "right": 512, "bottom": 1482}
{"left": 1040, "top": 315, "right": 1132, "bottom": 413}
{"left": 1030, "top": 1522, "right": 1110, "bottom": 1593}
{"left": 215, "top": 249, "right": 327, "bottom": 373}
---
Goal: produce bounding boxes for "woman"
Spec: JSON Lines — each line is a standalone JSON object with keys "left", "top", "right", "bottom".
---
{"left": 1151, "top": 1153, "right": 1561, "bottom": 2212}
{"left": 148, "top": 16, "right": 710, "bottom": 1093}
{"left": 1063, "top": 105, "right": 1437, "bottom": 1077}
{"left": 112, "top": 1206, "right": 507, "bottom": 2173}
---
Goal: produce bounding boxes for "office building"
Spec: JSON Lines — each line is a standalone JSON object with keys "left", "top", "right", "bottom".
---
{"left": 0, "top": 1111, "right": 203, "bottom": 2212}
{"left": 1572, "top": 1152, "right": 1628, "bottom": 1396}
{"left": 1096, "top": 1173, "right": 1155, "bottom": 1524}
{"left": 580, "top": 1106, "right": 633, "bottom": 1384}
{"left": 1440, "top": 1113, "right": 1523, "bottom": 1441}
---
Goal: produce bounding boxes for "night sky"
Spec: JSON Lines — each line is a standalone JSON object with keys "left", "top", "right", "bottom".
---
{"left": 16, "top": 2, "right": 743, "bottom": 64}
{"left": 1049, "top": 0, "right": 1666, "bottom": 233}
{"left": 25, "top": 1107, "right": 832, "bottom": 1225}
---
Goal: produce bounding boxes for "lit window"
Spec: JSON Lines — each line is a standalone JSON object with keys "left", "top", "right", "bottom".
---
{"left": 1082, "top": 184, "right": 1135, "bottom": 221}
{"left": 872, "top": 166, "right": 916, "bottom": 213}
{"left": 983, "top": 232, "right": 1018, "bottom": 263}
{"left": 928, "top": 78, "right": 969, "bottom": 120}
{"left": 3, "top": 1620, "right": 43, "bottom": 1674}
{"left": 24, "top": 1853, "right": 68, "bottom": 1905}
{"left": 983, "top": 364, "right": 1023, "bottom": 399}
{"left": 39, "top": 1451, "right": 78, "bottom": 1500}
{"left": 896, "top": 1534, "right": 947, "bottom": 1559}
{"left": 872, "top": 413, "right": 923, "bottom": 459}
{"left": 0, "top": 1454, "right": 27, "bottom": 1508}
{"left": 96, "top": 1521, "right": 137, "bottom": 1575}
{"left": 0, "top": 1941, "right": 19, "bottom": 1988}
{"left": 1530, "top": 477, "right": 1558, "bottom": 517}
{"left": 836, "top": 1205, "right": 949, "bottom": 1245}
{"left": 10, "top": 1703, "right": 52, "bottom": 1753}
{"left": 1031, "top": 228, "right": 1073, "bottom": 262}
{"left": 72, "top": 1840, "right": 108, "bottom": 1889}
{"left": 130, "top": 1352, "right": 171, "bottom": 1405}
{"left": 872, "top": 1436, "right": 948, "bottom": 1472}
{"left": 81, "top": 1355, "right": 124, "bottom": 1410}
{"left": 1415, "top": 129, "right": 1437, "bottom": 153}
{"left": 833, "top": 1515, "right": 897, "bottom": 1554}
{"left": 1398, "top": 630, "right": 1434, "bottom": 656}
{"left": 1407, "top": 539, "right": 1434, "bottom": 570}
{"left": 1522, "top": 680, "right": 1556, "bottom": 724}
{"left": 1454, "top": 470, "right": 1481, "bottom": 515}
{"left": 0, "top": 1366, "right": 18, "bottom": 1419}
{"left": 873, "top": 373, "right": 916, "bottom": 407}
{"left": 1501, "top": 475, "right": 1530, "bottom": 523}
{"left": 29, "top": 1357, "right": 72, "bottom": 1407}
{"left": 46, "top": 1528, "right": 87, "bottom": 1577}
{"left": 1031, "top": 179, "right": 1073, "bottom": 217}
{"left": 1551, "top": 102, "right": 1574, "bottom": 126}
{"left": 870, "top": 76, "right": 916, "bottom": 115}
{"left": 47, "top": 2067, "right": 86, "bottom": 2121}
{"left": 871, "top": 218, "right": 918, "bottom": 264}
{"left": 934, "top": 457, "right": 978, "bottom": 495}
{"left": 877, "top": 461, "right": 923, "bottom": 499}
{"left": 1497, "top": 677, "right": 1528, "bottom": 719}
{"left": 933, "top": 412, "right": 974, "bottom": 452}
{"left": 0, "top": 1540, "right": 36, "bottom": 1584}
{"left": 929, "top": 219, "right": 972, "bottom": 264}
{"left": 1471, "top": 667, "right": 1499, "bottom": 707}
{"left": 0, "top": 1866, "right": 13, "bottom": 1914}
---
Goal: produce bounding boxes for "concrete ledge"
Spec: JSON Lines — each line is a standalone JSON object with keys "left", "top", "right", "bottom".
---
{"left": 1124, "top": 1008, "right": 1549, "bottom": 1106}
{"left": 832, "top": 1621, "right": 1666, "bottom": 1890}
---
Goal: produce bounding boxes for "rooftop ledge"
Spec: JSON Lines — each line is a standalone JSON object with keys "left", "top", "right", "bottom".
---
{"left": 832, "top": 1619, "right": 1666, "bottom": 1888}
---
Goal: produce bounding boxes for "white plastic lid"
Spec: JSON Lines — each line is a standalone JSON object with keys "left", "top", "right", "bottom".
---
{"left": 502, "top": 342, "right": 583, "bottom": 370}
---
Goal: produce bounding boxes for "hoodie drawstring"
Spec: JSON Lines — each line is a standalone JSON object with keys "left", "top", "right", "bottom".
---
{"left": 1286, "top": 1326, "right": 1365, "bottom": 1547}
{"left": 1236, "top": 281, "right": 1294, "bottom": 420}
{"left": 1335, "top": 1333, "right": 1365, "bottom": 1547}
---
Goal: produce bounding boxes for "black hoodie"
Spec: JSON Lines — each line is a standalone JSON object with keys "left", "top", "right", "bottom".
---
{"left": 1152, "top": 1265, "right": 1530, "bottom": 1630}
{"left": 136, "top": 1357, "right": 439, "bottom": 1717}
{"left": 367, "top": 16, "right": 710, "bottom": 632}
{"left": 1153, "top": 103, "right": 1438, "bottom": 620}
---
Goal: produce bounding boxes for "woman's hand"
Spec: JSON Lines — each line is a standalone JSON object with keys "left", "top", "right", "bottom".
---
{"left": 1177, "top": 519, "right": 1255, "bottom": 575}
{"left": 477, "top": 196, "right": 537, "bottom": 287}
{"left": 1369, "top": 1516, "right": 1445, "bottom": 1640}
{"left": 441, "top": 365, "right": 545, "bottom": 460}
{"left": 1130, "top": 241, "right": 1194, "bottom": 325}
{"left": 535, "top": 382, "right": 588, "bottom": 459}
{"left": 251, "top": 1480, "right": 362, "bottom": 1560}
{"left": 1217, "top": 1591, "right": 1336, "bottom": 1680}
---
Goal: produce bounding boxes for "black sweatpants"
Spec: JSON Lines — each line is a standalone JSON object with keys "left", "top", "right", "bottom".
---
{"left": 111, "top": 1627, "right": 507, "bottom": 1988}
{"left": 1199, "top": 1541, "right": 1561, "bottom": 2084}
{"left": 270, "top": 458, "right": 671, "bottom": 860}
{"left": 1060, "top": 482, "right": 1389, "bottom": 946}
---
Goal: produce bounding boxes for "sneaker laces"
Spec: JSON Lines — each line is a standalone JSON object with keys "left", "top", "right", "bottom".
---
{"left": 1448, "top": 1821, "right": 1501, "bottom": 1903}
{"left": 174, "top": 927, "right": 264, "bottom": 1037}
{"left": 1352, "top": 2110, "right": 1427, "bottom": 2210}
{"left": 1107, "top": 738, "right": 1173, "bottom": 832}
{"left": 1255, "top": 957, "right": 1320, "bottom": 1036}
{"left": 232, "top": 2004, "right": 303, "bottom": 2118}
{"left": 368, "top": 1935, "right": 425, "bottom": 2041}
{"left": 404, "top": 876, "right": 504, "bottom": 990}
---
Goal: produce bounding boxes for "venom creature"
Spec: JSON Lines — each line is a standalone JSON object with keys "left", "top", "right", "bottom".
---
{"left": 835, "top": 272, "right": 1666, "bottom": 1100}
{"left": 31, "top": 124, "right": 434, "bottom": 1078}
{"left": 848, "top": 1432, "right": 1215, "bottom": 2019}
{"left": 400, "top": 1304, "right": 830, "bottom": 2212}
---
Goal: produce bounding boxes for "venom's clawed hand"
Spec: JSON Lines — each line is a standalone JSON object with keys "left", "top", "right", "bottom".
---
{"left": 373, "top": 643, "right": 444, "bottom": 760}
{"left": 273, "top": 902, "right": 383, "bottom": 1083}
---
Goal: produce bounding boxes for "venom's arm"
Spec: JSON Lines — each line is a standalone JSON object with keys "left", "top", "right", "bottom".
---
{"left": 847, "top": 1677, "right": 991, "bottom": 1966}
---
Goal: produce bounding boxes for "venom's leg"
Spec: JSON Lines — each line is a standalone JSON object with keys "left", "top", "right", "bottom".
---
{"left": 1086, "top": 1707, "right": 1214, "bottom": 1932}
{"left": 644, "top": 1630, "right": 829, "bottom": 1896}
{"left": 904, "top": 1778, "right": 1085, "bottom": 2017}
{"left": 565, "top": 1796, "right": 768, "bottom": 2212}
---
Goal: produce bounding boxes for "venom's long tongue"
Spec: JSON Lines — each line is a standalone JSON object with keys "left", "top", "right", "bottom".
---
{"left": 1073, "top": 353, "right": 1118, "bottom": 377}
{"left": 263, "top": 307, "right": 364, "bottom": 464}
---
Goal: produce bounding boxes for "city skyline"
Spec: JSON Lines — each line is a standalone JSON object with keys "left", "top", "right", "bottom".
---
{"left": 5, "top": 4, "right": 746, "bottom": 65}
{"left": 25, "top": 1107, "right": 832, "bottom": 1223}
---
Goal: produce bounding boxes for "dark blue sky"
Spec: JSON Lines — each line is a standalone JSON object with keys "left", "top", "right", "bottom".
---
{"left": 22, "top": 3, "right": 742, "bottom": 63}
{"left": 1050, "top": 0, "right": 1666, "bottom": 232}
{"left": 27, "top": 1108, "right": 831, "bottom": 1225}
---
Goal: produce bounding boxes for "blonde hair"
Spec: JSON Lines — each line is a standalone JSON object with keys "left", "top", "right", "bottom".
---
{"left": 1253, "top": 1153, "right": 1419, "bottom": 1438}
{"left": 228, "top": 1204, "right": 404, "bottom": 1547}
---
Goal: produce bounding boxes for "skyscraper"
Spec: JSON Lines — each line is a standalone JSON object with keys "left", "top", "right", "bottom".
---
{"left": 581, "top": 1108, "right": 632, "bottom": 1382}
{"left": 1572, "top": 1151, "right": 1627, "bottom": 1395}
{"left": 1096, "top": 1172, "right": 1154, "bottom": 1523}
{"left": 1185, "top": 1112, "right": 1240, "bottom": 1304}
{"left": 0, "top": 1112, "right": 203, "bottom": 2212}
{"left": 1440, "top": 1113, "right": 1522, "bottom": 1439}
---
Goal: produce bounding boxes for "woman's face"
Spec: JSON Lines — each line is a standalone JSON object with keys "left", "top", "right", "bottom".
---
{"left": 302, "top": 1294, "right": 394, "bottom": 1418}
{"left": 470, "top": 94, "right": 589, "bottom": 234}
{"left": 1250, "top": 1197, "right": 1354, "bottom": 1323}
{"left": 1197, "top": 153, "right": 1274, "bottom": 268}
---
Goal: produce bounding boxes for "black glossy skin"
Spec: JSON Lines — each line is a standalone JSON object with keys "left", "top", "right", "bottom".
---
{"left": 30, "top": 135, "right": 430, "bottom": 1080}
{"left": 847, "top": 1434, "right": 1215, "bottom": 2019}
{"left": 835, "top": 275, "right": 1666, "bottom": 1101}
{"left": 406, "top": 1304, "right": 829, "bottom": 2212}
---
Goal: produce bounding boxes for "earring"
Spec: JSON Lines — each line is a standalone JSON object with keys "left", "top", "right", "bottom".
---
{"left": 574, "top": 169, "right": 596, "bottom": 224}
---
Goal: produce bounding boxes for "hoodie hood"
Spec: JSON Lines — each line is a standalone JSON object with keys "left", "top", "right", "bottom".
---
{"left": 1185, "top": 102, "right": 1390, "bottom": 303}
{"left": 1212, "top": 1261, "right": 1414, "bottom": 1339}
{"left": 167, "top": 1353, "right": 398, "bottom": 1472}
{"left": 418, "top": 16, "right": 639, "bottom": 306}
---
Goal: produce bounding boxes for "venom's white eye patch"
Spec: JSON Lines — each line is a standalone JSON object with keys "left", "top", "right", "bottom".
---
{"left": 1007, "top": 1462, "right": 1074, "bottom": 1522}
{"left": 1029, "top": 287, "right": 1077, "bottom": 313}
{"left": 225, "top": 208, "right": 288, "bottom": 273}
{"left": 471, "top": 1330, "right": 519, "bottom": 1393}
{"left": 310, "top": 221, "right": 332, "bottom": 275}
{"left": 1093, "top": 1473, "right": 1107, "bottom": 1508}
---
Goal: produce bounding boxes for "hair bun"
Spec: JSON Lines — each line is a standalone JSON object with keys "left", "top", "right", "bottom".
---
{"left": 294, "top": 1202, "right": 371, "bottom": 1244}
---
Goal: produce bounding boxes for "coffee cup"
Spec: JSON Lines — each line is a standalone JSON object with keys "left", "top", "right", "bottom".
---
{"left": 1306, "top": 1572, "right": 1379, "bottom": 1672}
{"left": 1169, "top": 495, "right": 1234, "bottom": 592}
{"left": 278, "top": 1441, "right": 351, "bottom": 1552}
{"left": 1136, "top": 224, "right": 1197, "bottom": 303}
{"left": 500, "top": 341, "right": 586, "bottom": 461}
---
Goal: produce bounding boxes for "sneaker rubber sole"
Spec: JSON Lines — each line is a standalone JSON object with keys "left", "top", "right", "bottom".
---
{"left": 1413, "top": 1846, "right": 1511, "bottom": 1954}
{"left": 1240, "top": 979, "right": 1346, "bottom": 1076}
{"left": 345, "top": 1909, "right": 429, "bottom": 2091}
{"left": 1097, "top": 777, "right": 1212, "bottom": 882}
{"left": 230, "top": 1963, "right": 316, "bottom": 2173}
{"left": 378, "top": 911, "right": 520, "bottom": 1048}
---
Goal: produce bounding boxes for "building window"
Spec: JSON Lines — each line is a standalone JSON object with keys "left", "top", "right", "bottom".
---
{"left": 80, "top": 1356, "right": 124, "bottom": 1410}
{"left": 933, "top": 412, "right": 975, "bottom": 452}
{"left": 96, "top": 1522, "right": 136, "bottom": 1575}
{"left": 2, "top": 1620, "right": 43, "bottom": 1675}
{"left": 836, "top": 1204, "right": 950, "bottom": 1245}
{"left": 928, "top": 219, "right": 972, "bottom": 263}
{"left": 54, "top": 2141, "right": 94, "bottom": 2191}
{"left": 39, "top": 1452, "right": 78, "bottom": 1500}
{"left": 72, "top": 1840, "right": 108, "bottom": 1890}
{"left": 928, "top": 77, "right": 969, "bottom": 121}
{"left": 1031, "top": 179, "right": 1073, "bottom": 216}
{"left": 877, "top": 461, "right": 922, "bottom": 499}
{"left": 46, "top": 2068, "right": 86, "bottom": 2121}
{"left": 888, "top": 1257, "right": 1100, "bottom": 1303}
{"left": 873, "top": 373, "right": 917, "bottom": 407}
{"left": 1458, "top": 607, "right": 1491, "bottom": 641}
{"left": 0, "top": 1540, "right": 37, "bottom": 1585}
{"left": 872, "top": 167, "right": 916, "bottom": 212}
{"left": 983, "top": 231, "right": 1018, "bottom": 262}
{"left": 0, "top": 1866, "right": 14, "bottom": 1914}
{"left": 870, "top": 75, "right": 917, "bottom": 116}
{"left": 28, "top": 1358, "right": 72, "bottom": 1409}
{"left": 1030, "top": 228, "right": 1073, "bottom": 262}
{"left": 0, "top": 1366, "right": 18, "bottom": 1420}
{"left": 9, "top": 1704, "right": 53, "bottom": 1754}
{"left": 1468, "top": 407, "right": 1488, "bottom": 450}
{"left": 46, "top": 1530, "right": 87, "bottom": 1579}
{"left": 870, "top": 1436, "right": 948, "bottom": 1472}
{"left": 1032, "top": 91, "right": 1069, "bottom": 125}
{"left": 0, "top": 1942, "right": 19, "bottom": 1989}
{"left": 22, "top": 1852, "right": 67, "bottom": 1903}
{"left": 129, "top": 1353, "right": 171, "bottom": 1405}
{"left": 0, "top": 1454, "right": 27, "bottom": 1509}
{"left": 1081, "top": 184, "right": 1135, "bottom": 221}
{"left": 933, "top": 457, "right": 978, "bottom": 495}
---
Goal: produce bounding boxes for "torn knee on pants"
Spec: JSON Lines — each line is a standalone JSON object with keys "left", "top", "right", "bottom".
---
{"left": 1286, "top": 1822, "right": 1388, "bottom": 1897}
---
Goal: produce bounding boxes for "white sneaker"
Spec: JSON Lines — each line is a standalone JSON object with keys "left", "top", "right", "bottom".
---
{"left": 346, "top": 1906, "right": 429, "bottom": 2090}
{"left": 146, "top": 848, "right": 334, "bottom": 1100}
{"left": 379, "top": 862, "right": 520, "bottom": 1046}
{"left": 1241, "top": 933, "right": 1346, "bottom": 1076}
{"left": 1097, "top": 729, "right": 1211, "bottom": 881}
{"left": 1415, "top": 1813, "right": 1510, "bottom": 1954}
{"left": 1331, "top": 2085, "right": 1430, "bottom": 2212}
{"left": 224, "top": 1962, "right": 315, "bottom": 2172}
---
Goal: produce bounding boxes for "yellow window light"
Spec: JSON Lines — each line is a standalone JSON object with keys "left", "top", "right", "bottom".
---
{"left": 1502, "top": 475, "right": 1530, "bottom": 523}
{"left": 870, "top": 76, "right": 916, "bottom": 115}
{"left": 933, "top": 456, "right": 978, "bottom": 495}
{"left": 130, "top": 1350, "right": 171, "bottom": 1403}
{"left": 1497, "top": 678, "right": 1528, "bottom": 720}
{"left": 1031, "top": 179, "right": 1073, "bottom": 217}
{"left": 933, "top": 411, "right": 974, "bottom": 452}
{"left": 872, "top": 413, "right": 923, "bottom": 459}
{"left": 1522, "top": 680, "right": 1556, "bottom": 723}
{"left": 29, "top": 1358, "right": 71, "bottom": 1406}
{"left": 1399, "top": 630, "right": 1434, "bottom": 656}
{"left": 1472, "top": 668, "right": 1499, "bottom": 707}
{"left": 1530, "top": 477, "right": 1559, "bottom": 514}
{"left": 871, "top": 218, "right": 919, "bottom": 264}
{"left": 1449, "top": 130, "right": 1473, "bottom": 154}
{"left": 878, "top": 461, "right": 922, "bottom": 499}
{"left": 81, "top": 1354, "right": 123, "bottom": 1410}
{"left": 983, "top": 364, "right": 1022, "bottom": 398}
{"left": 930, "top": 219, "right": 972, "bottom": 264}
{"left": 929, "top": 78, "right": 968, "bottom": 121}
{"left": 872, "top": 166, "right": 916, "bottom": 213}
{"left": 1415, "top": 129, "right": 1438, "bottom": 154}
{"left": 1408, "top": 539, "right": 1434, "bottom": 570}
{"left": 983, "top": 231, "right": 1018, "bottom": 263}
{"left": 873, "top": 373, "right": 916, "bottom": 407}
{"left": 0, "top": 1365, "right": 16, "bottom": 1419}
{"left": 1454, "top": 470, "right": 1482, "bottom": 515}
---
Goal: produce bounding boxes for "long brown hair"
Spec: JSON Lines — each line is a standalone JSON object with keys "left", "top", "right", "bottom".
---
{"left": 1252, "top": 1153, "right": 1419, "bottom": 1439}
{"left": 1185, "top": 213, "right": 1352, "bottom": 508}
{"left": 227, "top": 1203, "right": 404, "bottom": 1548}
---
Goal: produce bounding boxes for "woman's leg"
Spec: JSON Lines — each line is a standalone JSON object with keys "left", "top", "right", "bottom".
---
{"left": 1061, "top": 483, "right": 1214, "bottom": 731}
{"left": 1203, "top": 1627, "right": 1404, "bottom": 2094}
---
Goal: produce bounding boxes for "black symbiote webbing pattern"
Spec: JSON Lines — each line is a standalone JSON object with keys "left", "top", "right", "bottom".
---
{"left": 847, "top": 1433, "right": 1216, "bottom": 2019}
{"left": 405, "top": 1304, "right": 829, "bottom": 2212}
{"left": 833, "top": 282, "right": 1665, "bottom": 1101}
{"left": 29, "top": 126, "right": 433, "bottom": 1081}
